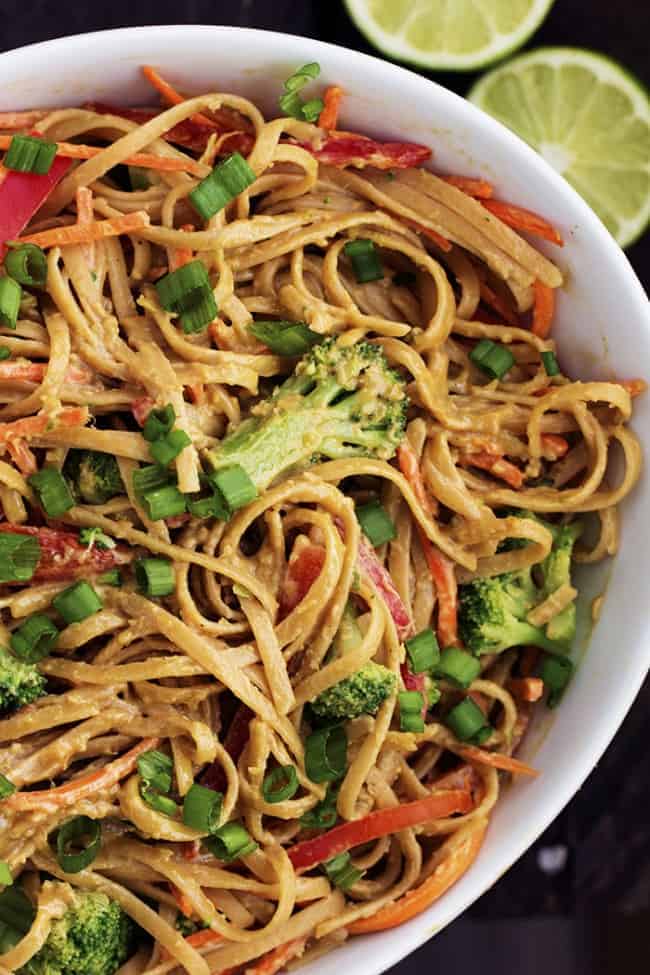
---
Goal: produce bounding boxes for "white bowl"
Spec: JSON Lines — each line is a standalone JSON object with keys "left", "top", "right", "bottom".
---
{"left": 2, "top": 25, "right": 648, "bottom": 974}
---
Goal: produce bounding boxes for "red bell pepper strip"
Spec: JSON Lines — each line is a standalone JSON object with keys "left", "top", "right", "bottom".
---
{"left": 278, "top": 542, "right": 326, "bottom": 618}
{"left": 0, "top": 155, "right": 72, "bottom": 259}
{"left": 301, "top": 132, "right": 431, "bottom": 170}
{"left": 288, "top": 788, "right": 473, "bottom": 871}
{"left": 356, "top": 533, "right": 413, "bottom": 640}
{"left": 0, "top": 524, "right": 133, "bottom": 582}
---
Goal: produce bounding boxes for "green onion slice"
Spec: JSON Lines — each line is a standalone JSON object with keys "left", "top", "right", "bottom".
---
{"left": 0, "top": 532, "right": 40, "bottom": 583}
{"left": 97, "top": 569, "right": 122, "bottom": 587}
{"left": 78, "top": 527, "right": 115, "bottom": 550}
{"left": 209, "top": 464, "right": 257, "bottom": 514}
{"left": 142, "top": 484, "right": 187, "bottom": 521}
{"left": 398, "top": 690, "right": 425, "bottom": 732}
{"left": 323, "top": 852, "right": 363, "bottom": 891}
{"left": 469, "top": 339, "right": 515, "bottom": 381}
{"left": 262, "top": 765, "right": 299, "bottom": 804}
{"left": 283, "top": 62, "right": 320, "bottom": 93}
{"left": 344, "top": 239, "right": 384, "bottom": 284}
{"left": 0, "top": 346, "right": 10, "bottom": 361}
{"left": 129, "top": 166, "right": 151, "bottom": 191}
{"left": 135, "top": 557, "right": 175, "bottom": 597}
{"left": 205, "top": 821, "right": 258, "bottom": 862}
{"left": 155, "top": 259, "right": 217, "bottom": 333}
{"left": 541, "top": 350, "right": 560, "bottom": 377}
{"left": 0, "top": 277, "right": 20, "bottom": 331}
{"left": 187, "top": 490, "right": 229, "bottom": 521}
{"left": 149, "top": 429, "right": 192, "bottom": 467}
{"left": 445, "top": 697, "right": 492, "bottom": 743}
{"left": 301, "top": 98, "right": 325, "bottom": 123}
{"left": 5, "top": 135, "right": 57, "bottom": 174}
{"left": 248, "top": 320, "right": 322, "bottom": 356}
{"left": 10, "top": 613, "right": 59, "bottom": 662}
{"left": 305, "top": 725, "right": 347, "bottom": 783}
{"left": 143, "top": 403, "right": 176, "bottom": 442}
{"left": 190, "top": 153, "right": 256, "bottom": 221}
{"left": 53, "top": 581, "right": 103, "bottom": 625}
{"left": 299, "top": 784, "right": 339, "bottom": 831}
{"left": 138, "top": 749, "right": 173, "bottom": 793}
{"left": 55, "top": 816, "right": 101, "bottom": 873}
{"left": 180, "top": 291, "right": 218, "bottom": 335}
{"left": 132, "top": 463, "right": 171, "bottom": 499}
{"left": 28, "top": 467, "right": 74, "bottom": 517}
{"left": 541, "top": 654, "right": 573, "bottom": 708}
{"left": 435, "top": 646, "right": 481, "bottom": 689}
{"left": 356, "top": 500, "right": 396, "bottom": 547}
{"left": 141, "top": 785, "right": 178, "bottom": 817}
{"left": 182, "top": 783, "right": 223, "bottom": 832}
{"left": 0, "top": 863, "right": 11, "bottom": 886}
{"left": 0, "top": 886, "right": 35, "bottom": 951}
{"left": 405, "top": 628, "right": 440, "bottom": 674}
{"left": 5, "top": 244, "right": 47, "bottom": 287}
{"left": 0, "top": 774, "right": 15, "bottom": 800}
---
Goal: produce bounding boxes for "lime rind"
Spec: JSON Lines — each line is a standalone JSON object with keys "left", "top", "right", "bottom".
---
{"left": 344, "top": 0, "right": 556, "bottom": 71}
{"left": 469, "top": 47, "right": 650, "bottom": 248}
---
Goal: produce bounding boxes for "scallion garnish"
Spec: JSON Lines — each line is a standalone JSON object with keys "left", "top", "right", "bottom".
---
{"left": 209, "top": 464, "right": 257, "bottom": 514}
{"left": 28, "top": 466, "right": 74, "bottom": 517}
{"left": 248, "top": 320, "right": 322, "bottom": 356}
{"left": 205, "top": 821, "right": 258, "bottom": 862}
{"left": 132, "top": 463, "right": 171, "bottom": 500}
{"left": 155, "top": 259, "right": 217, "bottom": 334}
{"left": 135, "top": 557, "right": 175, "bottom": 598}
{"left": 299, "top": 783, "right": 339, "bottom": 831}
{"left": 142, "top": 484, "right": 187, "bottom": 521}
{"left": 189, "top": 153, "right": 256, "bottom": 221}
{"left": 0, "top": 346, "right": 10, "bottom": 361}
{"left": 143, "top": 403, "right": 175, "bottom": 442}
{"left": 0, "top": 276, "right": 21, "bottom": 331}
{"left": 52, "top": 581, "right": 103, "bottom": 625}
{"left": 5, "top": 134, "right": 57, "bottom": 174}
{"left": 405, "top": 627, "right": 440, "bottom": 674}
{"left": 97, "top": 569, "right": 122, "bottom": 587}
{"left": 138, "top": 749, "right": 173, "bottom": 793}
{"left": 323, "top": 852, "right": 363, "bottom": 891}
{"left": 149, "top": 429, "right": 192, "bottom": 467}
{"left": 305, "top": 725, "right": 347, "bottom": 783}
{"left": 262, "top": 765, "right": 299, "bottom": 804}
{"left": 398, "top": 690, "right": 425, "bottom": 733}
{"left": 0, "top": 774, "right": 15, "bottom": 800}
{"left": 187, "top": 490, "right": 229, "bottom": 521}
{"left": 55, "top": 816, "right": 101, "bottom": 873}
{"left": 279, "top": 63, "right": 324, "bottom": 122}
{"left": 469, "top": 339, "right": 515, "bottom": 380}
{"left": 10, "top": 613, "right": 58, "bottom": 662}
{"left": 5, "top": 244, "right": 47, "bottom": 288}
{"left": 541, "top": 350, "right": 560, "bottom": 377}
{"left": 435, "top": 646, "right": 481, "bottom": 689}
{"left": 301, "top": 98, "right": 325, "bottom": 123}
{"left": 0, "top": 886, "right": 35, "bottom": 949}
{"left": 445, "top": 697, "right": 492, "bottom": 743}
{"left": 541, "top": 654, "right": 573, "bottom": 708}
{"left": 344, "top": 239, "right": 384, "bottom": 283}
{"left": 0, "top": 532, "right": 40, "bottom": 583}
{"left": 129, "top": 166, "right": 151, "bottom": 191}
{"left": 79, "top": 527, "right": 115, "bottom": 550}
{"left": 141, "top": 787, "right": 178, "bottom": 817}
{"left": 182, "top": 783, "right": 223, "bottom": 832}
{"left": 356, "top": 500, "right": 396, "bottom": 547}
{"left": 0, "top": 863, "right": 11, "bottom": 886}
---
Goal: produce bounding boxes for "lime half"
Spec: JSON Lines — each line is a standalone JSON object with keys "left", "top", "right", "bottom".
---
{"left": 469, "top": 48, "right": 650, "bottom": 248}
{"left": 344, "top": 0, "right": 555, "bottom": 71}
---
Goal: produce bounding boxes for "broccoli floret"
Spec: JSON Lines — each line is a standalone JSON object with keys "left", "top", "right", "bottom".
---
{"left": 0, "top": 645, "right": 46, "bottom": 714}
{"left": 63, "top": 450, "right": 124, "bottom": 504}
{"left": 459, "top": 514, "right": 581, "bottom": 655}
{"left": 206, "top": 338, "right": 408, "bottom": 492}
{"left": 20, "top": 891, "right": 135, "bottom": 975}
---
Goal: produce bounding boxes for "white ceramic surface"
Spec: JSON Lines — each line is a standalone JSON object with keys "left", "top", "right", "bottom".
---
{"left": 1, "top": 25, "right": 648, "bottom": 975}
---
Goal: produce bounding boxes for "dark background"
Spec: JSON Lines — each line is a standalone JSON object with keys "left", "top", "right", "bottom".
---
{"left": 2, "top": 3, "right": 648, "bottom": 973}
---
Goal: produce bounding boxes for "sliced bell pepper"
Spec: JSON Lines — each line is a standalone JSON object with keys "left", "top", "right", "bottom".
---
{"left": 0, "top": 524, "right": 133, "bottom": 582}
{"left": 0, "top": 154, "right": 72, "bottom": 259}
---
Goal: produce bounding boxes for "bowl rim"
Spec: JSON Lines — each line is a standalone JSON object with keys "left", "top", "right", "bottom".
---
{"left": 1, "top": 24, "right": 648, "bottom": 975}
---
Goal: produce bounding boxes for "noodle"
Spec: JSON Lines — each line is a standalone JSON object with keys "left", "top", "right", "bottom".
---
{"left": 0, "top": 70, "right": 642, "bottom": 975}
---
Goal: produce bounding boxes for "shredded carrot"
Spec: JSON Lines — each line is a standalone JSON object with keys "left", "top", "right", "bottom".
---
{"left": 6, "top": 438, "right": 37, "bottom": 475}
{"left": 185, "top": 928, "right": 224, "bottom": 950}
{"left": 246, "top": 938, "right": 307, "bottom": 975}
{"left": 396, "top": 441, "right": 438, "bottom": 516}
{"left": 0, "top": 134, "right": 205, "bottom": 176}
{"left": 3, "top": 737, "right": 159, "bottom": 811}
{"left": 506, "top": 677, "right": 544, "bottom": 703}
{"left": 0, "top": 406, "right": 88, "bottom": 445}
{"left": 479, "top": 281, "right": 519, "bottom": 326}
{"left": 318, "top": 85, "right": 344, "bottom": 130}
{"left": 482, "top": 199, "right": 564, "bottom": 246}
{"left": 75, "top": 186, "right": 96, "bottom": 271}
{"left": 519, "top": 647, "right": 540, "bottom": 678}
{"left": 441, "top": 175, "right": 493, "bottom": 199}
{"left": 457, "top": 744, "right": 539, "bottom": 778}
{"left": 619, "top": 378, "right": 647, "bottom": 398}
{"left": 540, "top": 433, "right": 569, "bottom": 461}
{"left": 17, "top": 211, "right": 150, "bottom": 250}
{"left": 168, "top": 223, "right": 195, "bottom": 272}
{"left": 170, "top": 884, "right": 193, "bottom": 919}
{"left": 349, "top": 820, "right": 487, "bottom": 933}
{"left": 532, "top": 280, "right": 555, "bottom": 339}
{"left": 462, "top": 451, "right": 524, "bottom": 489}
{"left": 400, "top": 214, "right": 452, "bottom": 252}
{"left": 142, "top": 65, "right": 216, "bottom": 128}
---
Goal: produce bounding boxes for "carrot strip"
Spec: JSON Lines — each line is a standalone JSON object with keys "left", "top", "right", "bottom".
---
{"left": 0, "top": 361, "right": 93, "bottom": 384}
{"left": 4, "top": 737, "right": 159, "bottom": 811}
{"left": 532, "top": 280, "right": 555, "bottom": 339}
{"left": 540, "top": 433, "right": 569, "bottom": 461}
{"left": 0, "top": 406, "right": 88, "bottom": 445}
{"left": 396, "top": 441, "right": 437, "bottom": 516}
{"left": 0, "top": 134, "right": 205, "bottom": 176}
{"left": 17, "top": 211, "right": 150, "bottom": 250}
{"left": 456, "top": 744, "right": 539, "bottom": 778}
{"left": 482, "top": 199, "right": 564, "bottom": 246}
{"left": 506, "top": 677, "right": 544, "bottom": 703}
{"left": 441, "top": 175, "right": 493, "bottom": 199}
{"left": 142, "top": 65, "right": 216, "bottom": 128}
{"left": 170, "top": 884, "right": 193, "bottom": 919}
{"left": 318, "top": 85, "right": 344, "bottom": 130}
{"left": 462, "top": 452, "right": 524, "bottom": 490}
{"left": 75, "top": 186, "right": 96, "bottom": 270}
{"left": 479, "top": 281, "right": 519, "bottom": 326}
{"left": 246, "top": 938, "right": 307, "bottom": 975}
{"left": 349, "top": 820, "right": 488, "bottom": 933}
{"left": 6, "top": 438, "right": 37, "bottom": 475}
{"left": 619, "top": 378, "right": 647, "bottom": 398}
{"left": 400, "top": 214, "right": 452, "bottom": 252}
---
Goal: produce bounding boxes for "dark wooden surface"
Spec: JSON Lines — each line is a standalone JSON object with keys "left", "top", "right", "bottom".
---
{"left": 0, "top": 3, "right": 647, "bottom": 972}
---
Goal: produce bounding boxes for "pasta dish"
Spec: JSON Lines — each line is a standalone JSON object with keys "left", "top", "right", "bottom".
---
{"left": 0, "top": 64, "right": 643, "bottom": 975}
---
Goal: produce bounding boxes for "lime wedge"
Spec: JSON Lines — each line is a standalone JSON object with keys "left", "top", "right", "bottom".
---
{"left": 469, "top": 48, "right": 650, "bottom": 248}
{"left": 344, "top": 0, "right": 555, "bottom": 71}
